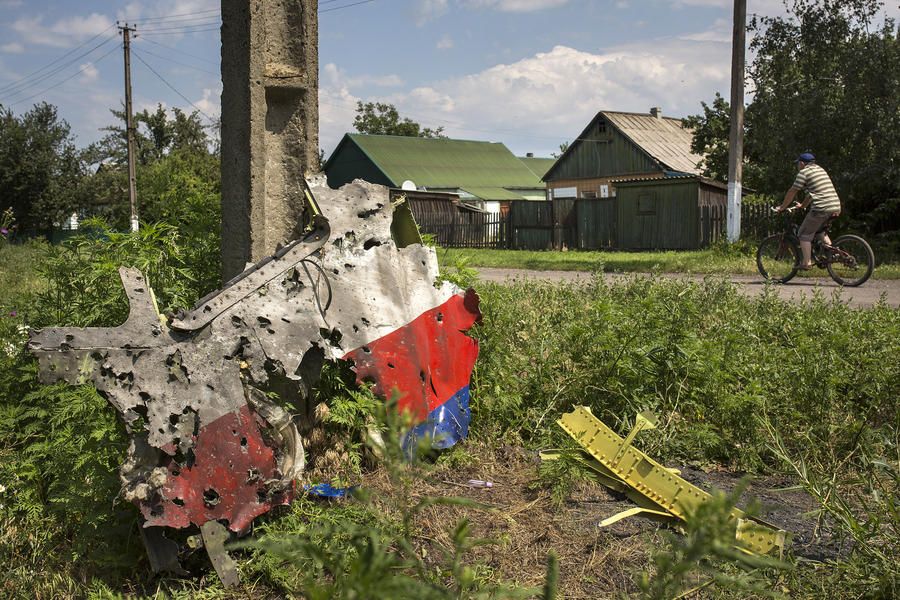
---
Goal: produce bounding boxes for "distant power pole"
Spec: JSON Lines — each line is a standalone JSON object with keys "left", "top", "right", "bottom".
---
{"left": 119, "top": 23, "right": 139, "bottom": 232}
{"left": 726, "top": 0, "right": 747, "bottom": 243}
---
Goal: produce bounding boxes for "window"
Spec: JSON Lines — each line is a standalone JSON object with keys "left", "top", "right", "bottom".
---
{"left": 600, "top": 184, "right": 609, "bottom": 198}
{"left": 581, "top": 191, "right": 597, "bottom": 199}
{"left": 638, "top": 192, "right": 656, "bottom": 215}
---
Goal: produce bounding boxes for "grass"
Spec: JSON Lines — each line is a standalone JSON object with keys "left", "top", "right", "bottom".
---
{"left": 437, "top": 245, "right": 900, "bottom": 279}
{"left": 0, "top": 236, "right": 898, "bottom": 598}
{"left": 0, "top": 241, "right": 47, "bottom": 310}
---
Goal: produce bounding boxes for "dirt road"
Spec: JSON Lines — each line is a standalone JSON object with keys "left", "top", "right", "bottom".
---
{"left": 474, "top": 267, "right": 900, "bottom": 309}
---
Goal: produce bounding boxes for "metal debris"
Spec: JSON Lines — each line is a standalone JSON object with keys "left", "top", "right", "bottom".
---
{"left": 556, "top": 406, "right": 788, "bottom": 557}
{"left": 28, "top": 177, "right": 481, "bottom": 582}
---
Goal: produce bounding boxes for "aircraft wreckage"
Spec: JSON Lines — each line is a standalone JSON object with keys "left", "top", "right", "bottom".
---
{"left": 28, "top": 177, "right": 481, "bottom": 584}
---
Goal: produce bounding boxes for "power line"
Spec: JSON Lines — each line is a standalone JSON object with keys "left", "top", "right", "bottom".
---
{"left": 0, "top": 34, "right": 118, "bottom": 99}
{"left": 132, "top": 50, "right": 215, "bottom": 122}
{"left": 320, "top": 0, "right": 376, "bottom": 14}
{"left": 138, "top": 20, "right": 222, "bottom": 33}
{"left": 0, "top": 24, "right": 117, "bottom": 96}
{"left": 132, "top": 46, "right": 219, "bottom": 76}
{"left": 133, "top": 15, "right": 222, "bottom": 28}
{"left": 137, "top": 37, "right": 219, "bottom": 66}
{"left": 9, "top": 43, "right": 120, "bottom": 108}
{"left": 0, "top": 35, "right": 119, "bottom": 102}
{"left": 127, "top": 8, "right": 221, "bottom": 23}
{"left": 136, "top": 26, "right": 222, "bottom": 36}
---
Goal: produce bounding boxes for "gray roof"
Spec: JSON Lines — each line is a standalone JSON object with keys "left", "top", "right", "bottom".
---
{"left": 601, "top": 111, "right": 703, "bottom": 175}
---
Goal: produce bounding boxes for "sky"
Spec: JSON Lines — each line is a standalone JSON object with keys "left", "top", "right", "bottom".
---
{"left": 0, "top": 0, "right": 898, "bottom": 159}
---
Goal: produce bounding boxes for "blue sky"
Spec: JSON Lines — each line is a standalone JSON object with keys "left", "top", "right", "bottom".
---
{"left": 1, "top": 0, "right": 897, "bottom": 158}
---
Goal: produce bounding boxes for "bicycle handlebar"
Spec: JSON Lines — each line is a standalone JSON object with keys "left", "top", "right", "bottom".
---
{"left": 771, "top": 202, "right": 802, "bottom": 214}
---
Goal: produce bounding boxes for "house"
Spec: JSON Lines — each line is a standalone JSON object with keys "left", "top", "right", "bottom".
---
{"left": 542, "top": 108, "right": 730, "bottom": 250}
{"left": 543, "top": 107, "right": 704, "bottom": 199}
{"left": 518, "top": 153, "right": 557, "bottom": 181}
{"left": 324, "top": 134, "right": 549, "bottom": 215}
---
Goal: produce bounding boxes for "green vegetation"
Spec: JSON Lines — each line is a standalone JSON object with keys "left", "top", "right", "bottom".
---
{"left": 686, "top": 0, "right": 900, "bottom": 235}
{"left": 1, "top": 228, "right": 898, "bottom": 597}
{"left": 438, "top": 246, "right": 900, "bottom": 279}
{"left": 353, "top": 101, "right": 446, "bottom": 139}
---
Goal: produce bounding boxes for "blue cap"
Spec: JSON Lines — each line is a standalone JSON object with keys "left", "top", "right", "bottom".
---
{"left": 796, "top": 152, "right": 815, "bottom": 163}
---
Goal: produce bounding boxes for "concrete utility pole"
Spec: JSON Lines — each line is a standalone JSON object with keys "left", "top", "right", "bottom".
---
{"left": 120, "top": 23, "right": 139, "bottom": 232}
{"left": 726, "top": 0, "right": 747, "bottom": 242}
{"left": 220, "top": 0, "right": 320, "bottom": 281}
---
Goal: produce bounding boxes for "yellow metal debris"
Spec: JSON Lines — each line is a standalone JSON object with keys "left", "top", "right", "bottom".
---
{"left": 557, "top": 406, "right": 788, "bottom": 557}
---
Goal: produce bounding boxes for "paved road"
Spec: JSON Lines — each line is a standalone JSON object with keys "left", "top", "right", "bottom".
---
{"left": 474, "top": 267, "right": 900, "bottom": 309}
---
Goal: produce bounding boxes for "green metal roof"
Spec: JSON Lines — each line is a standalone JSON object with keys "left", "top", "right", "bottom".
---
{"left": 459, "top": 187, "right": 526, "bottom": 201}
{"left": 336, "top": 134, "right": 545, "bottom": 191}
{"left": 518, "top": 156, "right": 557, "bottom": 179}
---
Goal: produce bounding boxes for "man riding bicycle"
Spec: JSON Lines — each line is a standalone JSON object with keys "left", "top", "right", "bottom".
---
{"left": 774, "top": 152, "right": 842, "bottom": 270}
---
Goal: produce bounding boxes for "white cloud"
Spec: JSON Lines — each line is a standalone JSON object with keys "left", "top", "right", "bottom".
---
{"left": 194, "top": 87, "right": 221, "bottom": 119}
{"left": 679, "top": 18, "right": 731, "bottom": 43}
{"left": 117, "top": 0, "right": 219, "bottom": 21}
{"left": 79, "top": 62, "right": 99, "bottom": 82}
{"left": 1, "top": 43, "right": 25, "bottom": 54}
{"left": 319, "top": 83, "right": 361, "bottom": 157}
{"left": 319, "top": 39, "right": 733, "bottom": 156}
{"left": 462, "top": 0, "right": 569, "bottom": 11}
{"left": 322, "top": 63, "right": 403, "bottom": 90}
{"left": 413, "top": 0, "right": 449, "bottom": 25}
{"left": 437, "top": 34, "right": 455, "bottom": 49}
{"left": 12, "top": 14, "right": 115, "bottom": 48}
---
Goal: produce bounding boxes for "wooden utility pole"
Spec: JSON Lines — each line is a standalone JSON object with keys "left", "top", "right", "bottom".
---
{"left": 726, "top": 0, "right": 746, "bottom": 243}
{"left": 120, "top": 23, "right": 139, "bottom": 232}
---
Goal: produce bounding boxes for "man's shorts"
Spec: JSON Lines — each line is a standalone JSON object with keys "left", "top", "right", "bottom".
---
{"left": 798, "top": 210, "right": 839, "bottom": 242}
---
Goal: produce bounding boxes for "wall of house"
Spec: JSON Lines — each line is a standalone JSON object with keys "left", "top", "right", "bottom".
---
{"left": 325, "top": 142, "right": 394, "bottom": 189}
{"left": 616, "top": 180, "right": 700, "bottom": 249}
{"left": 545, "top": 117, "right": 661, "bottom": 182}
{"left": 546, "top": 174, "right": 661, "bottom": 199}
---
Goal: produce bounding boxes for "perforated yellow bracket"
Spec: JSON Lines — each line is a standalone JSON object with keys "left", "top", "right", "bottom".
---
{"left": 557, "top": 406, "right": 788, "bottom": 557}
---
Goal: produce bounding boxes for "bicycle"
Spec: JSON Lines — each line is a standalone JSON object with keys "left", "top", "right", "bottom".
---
{"left": 756, "top": 204, "right": 875, "bottom": 286}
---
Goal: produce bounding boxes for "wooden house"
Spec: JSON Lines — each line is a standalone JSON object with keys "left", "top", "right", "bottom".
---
{"left": 543, "top": 108, "right": 730, "bottom": 250}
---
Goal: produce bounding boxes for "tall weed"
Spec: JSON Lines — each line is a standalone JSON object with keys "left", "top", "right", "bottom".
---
{"left": 470, "top": 275, "right": 899, "bottom": 471}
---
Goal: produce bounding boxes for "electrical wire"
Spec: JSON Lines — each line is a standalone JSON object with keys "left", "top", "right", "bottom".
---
{"left": 132, "top": 46, "right": 219, "bottom": 77}
{"left": 127, "top": 8, "right": 221, "bottom": 23}
{"left": 0, "top": 24, "right": 117, "bottom": 96}
{"left": 8, "top": 43, "right": 120, "bottom": 108}
{"left": 137, "top": 37, "right": 219, "bottom": 66}
{"left": 132, "top": 50, "right": 216, "bottom": 122}
{"left": 0, "top": 34, "right": 118, "bottom": 100}
{"left": 137, "top": 20, "right": 222, "bottom": 33}
{"left": 136, "top": 26, "right": 221, "bottom": 36}
{"left": 320, "top": 0, "right": 376, "bottom": 14}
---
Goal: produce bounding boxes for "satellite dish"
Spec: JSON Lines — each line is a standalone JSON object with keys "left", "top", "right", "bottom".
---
{"left": 401, "top": 180, "right": 416, "bottom": 191}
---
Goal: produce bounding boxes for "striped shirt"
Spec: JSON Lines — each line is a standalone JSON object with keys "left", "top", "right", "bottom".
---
{"left": 792, "top": 164, "right": 841, "bottom": 212}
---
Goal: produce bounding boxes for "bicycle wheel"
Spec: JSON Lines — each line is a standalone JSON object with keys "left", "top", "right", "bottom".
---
{"left": 826, "top": 234, "right": 874, "bottom": 287}
{"left": 756, "top": 234, "right": 799, "bottom": 283}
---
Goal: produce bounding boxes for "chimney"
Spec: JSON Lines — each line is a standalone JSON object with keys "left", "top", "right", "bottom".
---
{"left": 526, "top": 152, "right": 534, "bottom": 158}
{"left": 650, "top": 107, "right": 662, "bottom": 119}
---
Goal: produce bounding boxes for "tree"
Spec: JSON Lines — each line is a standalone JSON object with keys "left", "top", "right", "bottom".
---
{"left": 551, "top": 141, "right": 570, "bottom": 159}
{"left": 745, "top": 0, "right": 900, "bottom": 232}
{"left": 682, "top": 93, "right": 731, "bottom": 182}
{"left": 80, "top": 105, "right": 218, "bottom": 233}
{"left": 687, "top": 0, "right": 900, "bottom": 232}
{"left": 90, "top": 104, "right": 210, "bottom": 166}
{"left": 0, "top": 102, "right": 84, "bottom": 233}
{"left": 353, "top": 102, "right": 445, "bottom": 138}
